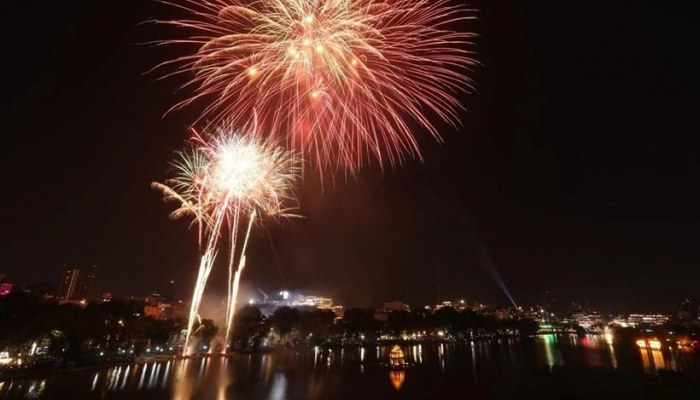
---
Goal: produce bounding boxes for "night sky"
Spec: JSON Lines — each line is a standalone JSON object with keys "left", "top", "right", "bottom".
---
{"left": 2, "top": 0, "right": 698, "bottom": 313}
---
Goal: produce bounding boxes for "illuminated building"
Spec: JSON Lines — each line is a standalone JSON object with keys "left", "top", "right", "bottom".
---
{"left": 575, "top": 313, "right": 603, "bottom": 329}
{"left": 383, "top": 301, "right": 410, "bottom": 312}
{"left": 251, "top": 289, "right": 340, "bottom": 316}
{"left": 144, "top": 300, "right": 187, "bottom": 320}
{"left": 143, "top": 292, "right": 187, "bottom": 319}
{"left": 56, "top": 264, "right": 97, "bottom": 302}
{"left": 454, "top": 299, "right": 468, "bottom": 311}
{"left": 0, "top": 274, "right": 11, "bottom": 297}
{"left": 0, "top": 282, "right": 12, "bottom": 297}
{"left": 0, "top": 274, "right": 12, "bottom": 297}
{"left": 389, "top": 345, "right": 406, "bottom": 367}
{"left": 627, "top": 314, "right": 669, "bottom": 326}
{"left": 471, "top": 303, "right": 492, "bottom": 313}
{"left": 99, "top": 291, "right": 112, "bottom": 302}
{"left": 0, "top": 351, "right": 12, "bottom": 365}
{"left": 292, "top": 295, "right": 334, "bottom": 309}
{"left": 145, "top": 292, "right": 175, "bottom": 306}
{"left": 494, "top": 309, "right": 510, "bottom": 321}
{"left": 609, "top": 314, "right": 669, "bottom": 328}
{"left": 438, "top": 301, "right": 452, "bottom": 309}
{"left": 374, "top": 310, "right": 389, "bottom": 322}
{"left": 331, "top": 306, "right": 344, "bottom": 319}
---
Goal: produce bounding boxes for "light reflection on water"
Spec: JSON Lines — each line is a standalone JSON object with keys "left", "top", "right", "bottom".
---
{"left": 389, "top": 370, "right": 405, "bottom": 390}
{"left": 0, "top": 337, "right": 698, "bottom": 399}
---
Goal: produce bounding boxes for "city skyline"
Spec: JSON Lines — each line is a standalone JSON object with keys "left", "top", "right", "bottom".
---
{"left": 2, "top": 264, "right": 697, "bottom": 316}
{"left": 2, "top": 0, "right": 699, "bottom": 312}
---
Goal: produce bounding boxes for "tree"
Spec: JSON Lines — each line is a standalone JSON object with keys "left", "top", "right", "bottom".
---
{"left": 514, "top": 318, "right": 539, "bottom": 335}
{"left": 342, "top": 308, "right": 379, "bottom": 335}
{"left": 232, "top": 306, "right": 267, "bottom": 350}
{"left": 432, "top": 307, "right": 459, "bottom": 331}
{"left": 387, "top": 311, "right": 416, "bottom": 335}
{"left": 195, "top": 319, "right": 218, "bottom": 346}
{"left": 457, "top": 310, "right": 484, "bottom": 333}
{"left": 298, "top": 310, "right": 335, "bottom": 343}
{"left": 270, "top": 307, "right": 300, "bottom": 337}
{"left": 56, "top": 303, "right": 90, "bottom": 362}
{"left": 0, "top": 293, "right": 57, "bottom": 347}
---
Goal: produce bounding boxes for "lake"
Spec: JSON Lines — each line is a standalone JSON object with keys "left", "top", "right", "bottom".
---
{"left": 1, "top": 334, "right": 698, "bottom": 399}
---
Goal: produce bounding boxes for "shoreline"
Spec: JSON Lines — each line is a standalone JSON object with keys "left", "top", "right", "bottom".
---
{"left": 2, "top": 334, "right": 692, "bottom": 381}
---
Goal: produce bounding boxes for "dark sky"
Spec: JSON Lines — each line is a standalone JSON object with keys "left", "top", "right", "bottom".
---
{"left": 2, "top": 0, "right": 698, "bottom": 313}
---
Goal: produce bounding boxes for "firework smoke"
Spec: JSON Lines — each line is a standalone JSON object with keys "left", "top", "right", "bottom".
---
{"left": 153, "top": 127, "right": 299, "bottom": 355}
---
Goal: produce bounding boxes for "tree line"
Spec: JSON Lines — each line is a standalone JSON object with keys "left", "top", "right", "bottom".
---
{"left": 1, "top": 292, "right": 540, "bottom": 363}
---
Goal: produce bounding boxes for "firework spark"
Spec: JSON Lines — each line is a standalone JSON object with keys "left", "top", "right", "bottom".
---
{"left": 152, "top": 127, "right": 299, "bottom": 355}
{"left": 155, "top": 0, "right": 477, "bottom": 171}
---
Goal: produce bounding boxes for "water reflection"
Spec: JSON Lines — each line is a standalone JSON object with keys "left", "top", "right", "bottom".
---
{"left": 160, "top": 362, "right": 169, "bottom": 389}
{"left": 91, "top": 373, "right": 99, "bottom": 391}
{"left": 268, "top": 372, "right": 287, "bottom": 400}
{"left": 216, "top": 358, "right": 231, "bottom": 400}
{"left": 24, "top": 379, "right": 45, "bottom": 399}
{"left": 138, "top": 363, "right": 148, "bottom": 389}
{"left": 389, "top": 370, "right": 405, "bottom": 390}
{"left": 540, "top": 334, "right": 563, "bottom": 368}
{"left": 148, "top": 362, "right": 161, "bottom": 389}
{"left": 0, "top": 338, "right": 697, "bottom": 399}
{"left": 173, "top": 359, "right": 196, "bottom": 400}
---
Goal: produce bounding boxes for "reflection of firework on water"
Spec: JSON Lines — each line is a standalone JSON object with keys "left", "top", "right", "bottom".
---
{"left": 155, "top": 0, "right": 477, "bottom": 171}
{"left": 153, "top": 127, "right": 299, "bottom": 355}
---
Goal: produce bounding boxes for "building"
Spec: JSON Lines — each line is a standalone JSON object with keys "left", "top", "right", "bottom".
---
{"left": 145, "top": 292, "right": 175, "bottom": 306}
{"left": 575, "top": 313, "right": 603, "bottom": 329}
{"left": 494, "top": 309, "right": 510, "bottom": 321}
{"left": 432, "top": 299, "right": 468, "bottom": 311}
{"left": 373, "top": 309, "right": 389, "bottom": 322}
{"left": 99, "top": 291, "right": 112, "bottom": 302}
{"left": 383, "top": 301, "right": 410, "bottom": 312}
{"left": 627, "top": 314, "right": 669, "bottom": 326}
{"left": 144, "top": 300, "right": 187, "bottom": 320}
{"left": 678, "top": 299, "right": 699, "bottom": 321}
{"left": 540, "top": 291, "right": 556, "bottom": 313}
{"left": 454, "top": 300, "right": 468, "bottom": 311}
{"left": 0, "top": 282, "right": 12, "bottom": 297}
{"left": 570, "top": 300, "right": 591, "bottom": 315}
{"left": 0, "top": 274, "right": 12, "bottom": 297}
{"left": 292, "top": 295, "right": 334, "bottom": 309}
{"left": 56, "top": 264, "right": 97, "bottom": 302}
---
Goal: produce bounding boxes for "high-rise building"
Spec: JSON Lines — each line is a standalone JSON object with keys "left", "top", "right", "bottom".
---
{"left": 677, "top": 299, "right": 699, "bottom": 321}
{"left": 540, "top": 291, "right": 556, "bottom": 313}
{"left": 570, "top": 300, "right": 591, "bottom": 315}
{"left": 56, "top": 264, "right": 97, "bottom": 302}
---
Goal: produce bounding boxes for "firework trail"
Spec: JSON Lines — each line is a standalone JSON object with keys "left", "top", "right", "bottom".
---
{"left": 153, "top": 127, "right": 299, "bottom": 355}
{"left": 154, "top": 0, "right": 477, "bottom": 172}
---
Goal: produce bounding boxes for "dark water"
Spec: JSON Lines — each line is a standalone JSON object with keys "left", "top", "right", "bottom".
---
{"left": 1, "top": 335, "right": 699, "bottom": 399}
